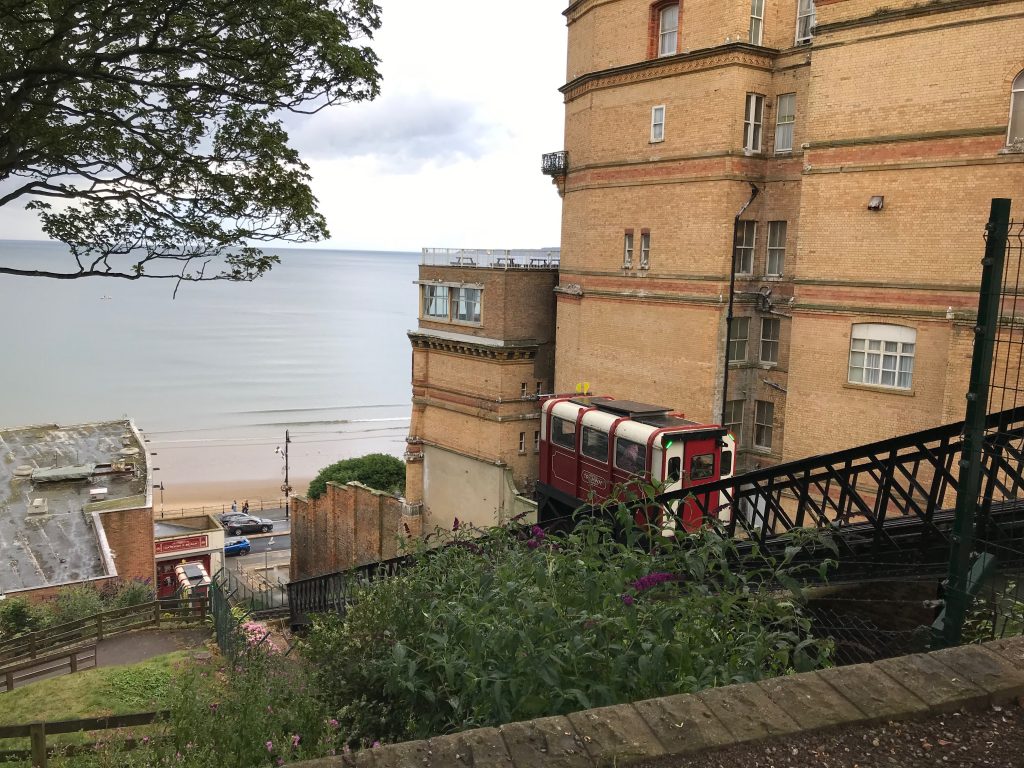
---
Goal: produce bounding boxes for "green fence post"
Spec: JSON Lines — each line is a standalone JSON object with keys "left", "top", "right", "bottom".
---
{"left": 29, "top": 722, "right": 46, "bottom": 767}
{"left": 940, "top": 198, "right": 1012, "bottom": 648}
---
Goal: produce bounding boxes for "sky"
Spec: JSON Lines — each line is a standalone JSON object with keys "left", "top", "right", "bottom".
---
{"left": 0, "top": 0, "right": 568, "bottom": 252}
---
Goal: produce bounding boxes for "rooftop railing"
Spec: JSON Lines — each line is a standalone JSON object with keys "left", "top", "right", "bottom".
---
{"left": 542, "top": 151, "right": 568, "bottom": 176}
{"left": 421, "top": 248, "right": 560, "bottom": 270}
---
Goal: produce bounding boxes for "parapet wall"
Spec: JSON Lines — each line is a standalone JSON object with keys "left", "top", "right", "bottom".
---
{"left": 289, "top": 482, "right": 422, "bottom": 582}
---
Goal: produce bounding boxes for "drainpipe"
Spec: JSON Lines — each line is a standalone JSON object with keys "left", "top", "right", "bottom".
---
{"left": 720, "top": 183, "right": 760, "bottom": 425}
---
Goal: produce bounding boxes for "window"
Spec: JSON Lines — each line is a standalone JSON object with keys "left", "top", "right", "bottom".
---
{"left": 518, "top": 432, "right": 526, "bottom": 453}
{"left": 667, "top": 456, "right": 681, "bottom": 483}
{"left": 848, "top": 323, "right": 916, "bottom": 390}
{"left": 766, "top": 221, "right": 787, "bottom": 276}
{"left": 734, "top": 220, "right": 757, "bottom": 274}
{"left": 743, "top": 94, "right": 764, "bottom": 153}
{"left": 521, "top": 382, "right": 528, "bottom": 397}
{"left": 581, "top": 426, "right": 609, "bottom": 462}
{"left": 640, "top": 231, "right": 651, "bottom": 269}
{"left": 775, "top": 93, "right": 795, "bottom": 152}
{"left": 724, "top": 399, "right": 744, "bottom": 444}
{"left": 729, "top": 317, "right": 749, "bottom": 362}
{"left": 760, "top": 317, "right": 780, "bottom": 364}
{"left": 454, "top": 287, "right": 481, "bottom": 323}
{"left": 534, "top": 430, "right": 540, "bottom": 452}
{"left": 615, "top": 438, "right": 646, "bottom": 474}
{"left": 1009, "top": 71, "right": 1024, "bottom": 147}
{"left": 536, "top": 381, "right": 543, "bottom": 395}
{"left": 551, "top": 417, "right": 576, "bottom": 449}
{"left": 623, "top": 230, "right": 634, "bottom": 267}
{"left": 651, "top": 105, "right": 666, "bottom": 143}
{"left": 423, "top": 285, "right": 449, "bottom": 319}
{"left": 690, "top": 454, "right": 715, "bottom": 480}
{"left": 749, "top": 0, "right": 764, "bottom": 45}
{"left": 658, "top": 4, "right": 679, "bottom": 57}
{"left": 796, "top": 0, "right": 816, "bottom": 44}
{"left": 754, "top": 400, "right": 774, "bottom": 450}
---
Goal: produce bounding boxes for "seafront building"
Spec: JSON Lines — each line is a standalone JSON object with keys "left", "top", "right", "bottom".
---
{"left": 543, "top": 0, "right": 1024, "bottom": 472}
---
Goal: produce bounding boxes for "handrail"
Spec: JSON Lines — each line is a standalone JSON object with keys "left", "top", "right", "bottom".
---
{"left": 1, "top": 645, "right": 97, "bottom": 693}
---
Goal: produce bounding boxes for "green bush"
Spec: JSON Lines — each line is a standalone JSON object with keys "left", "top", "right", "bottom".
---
{"left": 104, "top": 578, "right": 156, "bottom": 609}
{"left": 301, "top": 497, "right": 836, "bottom": 746}
{"left": 45, "top": 585, "right": 105, "bottom": 627}
{"left": 307, "top": 453, "right": 405, "bottom": 499}
{"left": 0, "top": 597, "right": 45, "bottom": 641}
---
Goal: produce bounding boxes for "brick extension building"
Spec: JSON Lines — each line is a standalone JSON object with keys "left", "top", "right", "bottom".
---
{"left": 546, "top": 0, "right": 1024, "bottom": 471}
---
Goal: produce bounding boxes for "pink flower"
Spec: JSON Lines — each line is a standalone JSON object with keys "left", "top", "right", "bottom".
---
{"left": 328, "top": 719, "right": 339, "bottom": 729}
{"left": 291, "top": 734, "right": 301, "bottom": 748}
{"left": 372, "top": 740, "right": 381, "bottom": 748}
{"left": 265, "top": 740, "right": 274, "bottom": 752}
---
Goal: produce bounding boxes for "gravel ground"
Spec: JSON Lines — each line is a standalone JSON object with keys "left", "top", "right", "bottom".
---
{"left": 638, "top": 702, "right": 1024, "bottom": 768}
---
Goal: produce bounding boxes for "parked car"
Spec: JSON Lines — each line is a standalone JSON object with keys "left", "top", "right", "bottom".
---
{"left": 219, "top": 512, "right": 247, "bottom": 523}
{"left": 221, "top": 514, "right": 273, "bottom": 535}
{"left": 224, "top": 537, "right": 251, "bottom": 556}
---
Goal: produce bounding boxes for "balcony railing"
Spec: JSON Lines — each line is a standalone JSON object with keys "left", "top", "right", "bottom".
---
{"left": 541, "top": 151, "right": 568, "bottom": 176}
{"left": 421, "top": 248, "right": 560, "bottom": 270}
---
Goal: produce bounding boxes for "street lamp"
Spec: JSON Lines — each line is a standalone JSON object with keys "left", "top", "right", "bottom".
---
{"left": 152, "top": 481, "right": 164, "bottom": 511}
{"left": 275, "top": 430, "right": 292, "bottom": 520}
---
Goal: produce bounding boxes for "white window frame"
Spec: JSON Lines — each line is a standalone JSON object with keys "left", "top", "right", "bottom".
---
{"left": 734, "top": 220, "right": 757, "bottom": 275}
{"left": 422, "top": 284, "right": 449, "bottom": 320}
{"left": 658, "top": 4, "right": 679, "bottom": 57}
{"left": 518, "top": 431, "right": 526, "bottom": 454}
{"left": 623, "top": 230, "right": 634, "bottom": 268}
{"left": 724, "top": 399, "right": 744, "bottom": 445}
{"left": 760, "top": 317, "right": 780, "bottom": 364}
{"left": 651, "top": 105, "right": 666, "bottom": 143}
{"left": 766, "top": 220, "right": 787, "bottom": 277}
{"left": 796, "top": 0, "right": 816, "bottom": 44}
{"left": 775, "top": 93, "right": 796, "bottom": 153}
{"left": 1009, "top": 71, "right": 1024, "bottom": 148}
{"left": 640, "top": 231, "right": 651, "bottom": 269}
{"left": 749, "top": 0, "right": 764, "bottom": 45}
{"left": 743, "top": 94, "right": 764, "bottom": 153}
{"left": 729, "top": 316, "right": 749, "bottom": 363}
{"left": 848, "top": 324, "right": 916, "bottom": 390}
{"left": 534, "top": 430, "right": 540, "bottom": 452}
{"left": 454, "top": 286, "right": 481, "bottom": 324}
{"left": 754, "top": 400, "right": 774, "bottom": 450}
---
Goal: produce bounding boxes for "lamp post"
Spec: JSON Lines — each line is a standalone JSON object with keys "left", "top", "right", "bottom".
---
{"left": 152, "top": 481, "right": 164, "bottom": 511}
{"left": 275, "top": 430, "right": 292, "bottom": 519}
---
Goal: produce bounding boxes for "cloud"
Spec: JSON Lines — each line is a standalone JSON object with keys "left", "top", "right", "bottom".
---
{"left": 284, "top": 92, "right": 495, "bottom": 173}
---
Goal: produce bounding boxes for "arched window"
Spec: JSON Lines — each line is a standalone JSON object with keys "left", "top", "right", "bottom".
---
{"left": 658, "top": 3, "right": 679, "bottom": 57}
{"left": 848, "top": 324, "right": 916, "bottom": 390}
{"left": 1009, "top": 70, "right": 1024, "bottom": 147}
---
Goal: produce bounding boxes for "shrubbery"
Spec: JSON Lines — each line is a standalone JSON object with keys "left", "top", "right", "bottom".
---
{"left": 306, "top": 453, "right": 405, "bottom": 499}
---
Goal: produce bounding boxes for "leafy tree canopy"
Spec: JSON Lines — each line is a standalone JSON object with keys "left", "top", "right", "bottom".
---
{"left": 307, "top": 452, "right": 405, "bottom": 499}
{"left": 0, "top": 0, "right": 381, "bottom": 290}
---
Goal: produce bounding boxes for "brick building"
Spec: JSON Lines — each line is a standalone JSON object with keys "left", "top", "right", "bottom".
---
{"left": 405, "top": 249, "right": 559, "bottom": 530}
{"left": 547, "top": 0, "right": 1024, "bottom": 470}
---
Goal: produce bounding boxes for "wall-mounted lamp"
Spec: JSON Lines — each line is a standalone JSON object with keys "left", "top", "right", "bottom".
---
{"left": 868, "top": 195, "right": 885, "bottom": 211}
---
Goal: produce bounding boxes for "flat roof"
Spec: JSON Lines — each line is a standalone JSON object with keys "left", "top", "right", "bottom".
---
{"left": 0, "top": 420, "right": 148, "bottom": 594}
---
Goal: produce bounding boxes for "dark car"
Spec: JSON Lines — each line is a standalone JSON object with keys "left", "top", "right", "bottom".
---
{"left": 222, "top": 515, "right": 273, "bottom": 535}
{"left": 224, "top": 536, "right": 251, "bottom": 556}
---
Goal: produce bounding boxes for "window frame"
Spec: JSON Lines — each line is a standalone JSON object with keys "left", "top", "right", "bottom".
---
{"left": 766, "top": 220, "right": 787, "bottom": 277}
{"left": 614, "top": 437, "right": 647, "bottom": 474}
{"left": 453, "top": 286, "right": 482, "bottom": 324}
{"left": 534, "top": 430, "right": 540, "bottom": 452}
{"left": 749, "top": 0, "right": 764, "bottom": 45}
{"left": 658, "top": 3, "right": 679, "bottom": 57}
{"left": 754, "top": 400, "right": 774, "bottom": 450}
{"left": 690, "top": 453, "right": 715, "bottom": 481}
{"left": 796, "top": 0, "right": 816, "bottom": 44}
{"left": 848, "top": 323, "right": 917, "bottom": 391}
{"left": 623, "top": 230, "right": 634, "bottom": 268}
{"left": 1009, "top": 71, "right": 1024, "bottom": 147}
{"left": 651, "top": 104, "right": 666, "bottom": 143}
{"left": 734, "top": 220, "right": 757, "bottom": 275}
{"left": 729, "top": 316, "right": 750, "bottom": 363}
{"left": 581, "top": 426, "right": 610, "bottom": 463}
{"left": 640, "top": 231, "right": 651, "bottom": 269}
{"left": 724, "top": 399, "right": 744, "bottom": 445}
{"left": 760, "top": 317, "right": 781, "bottom": 364}
{"left": 774, "top": 93, "right": 796, "bottom": 153}
{"left": 743, "top": 94, "right": 764, "bottom": 153}
{"left": 551, "top": 417, "right": 577, "bottom": 449}
{"left": 518, "top": 431, "right": 526, "bottom": 454}
{"left": 422, "top": 284, "right": 450, "bottom": 320}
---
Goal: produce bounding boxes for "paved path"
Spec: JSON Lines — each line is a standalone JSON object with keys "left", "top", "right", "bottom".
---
{"left": 94, "top": 628, "right": 210, "bottom": 668}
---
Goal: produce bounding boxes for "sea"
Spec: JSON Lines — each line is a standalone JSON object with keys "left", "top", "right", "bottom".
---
{"left": 0, "top": 239, "right": 419, "bottom": 505}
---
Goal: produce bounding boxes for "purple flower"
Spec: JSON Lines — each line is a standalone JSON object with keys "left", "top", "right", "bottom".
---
{"left": 527, "top": 539, "right": 540, "bottom": 549}
{"left": 631, "top": 572, "right": 677, "bottom": 592}
{"left": 277, "top": 759, "right": 285, "bottom": 766}
{"left": 328, "top": 718, "right": 339, "bottom": 729}
{"left": 372, "top": 740, "right": 382, "bottom": 748}
{"left": 453, "top": 517, "right": 460, "bottom": 531}
{"left": 291, "top": 734, "right": 301, "bottom": 748}
{"left": 531, "top": 525, "right": 546, "bottom": 539}
{"left": 621, "top": 594, "right": 635, "bottom": 606}
{"left": 265, "top": 741, "right": 274, "bottom": 753}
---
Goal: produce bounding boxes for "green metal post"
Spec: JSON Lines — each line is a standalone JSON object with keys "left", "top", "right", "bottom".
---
{"left": 940, "top": 198, "right": 1012, "bottom": 647}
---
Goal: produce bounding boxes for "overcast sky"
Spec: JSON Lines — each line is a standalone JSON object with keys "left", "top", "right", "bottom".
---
{"left": 0, "top": 1, "right": 568, "bottom": 253}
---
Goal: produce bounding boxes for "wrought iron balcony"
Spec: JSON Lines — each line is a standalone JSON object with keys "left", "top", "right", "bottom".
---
{"left": 541, "top": 151, "right": 568, "bottom": 176}
{"left": 421, "top": 248, "right": 560, "bottom": 270}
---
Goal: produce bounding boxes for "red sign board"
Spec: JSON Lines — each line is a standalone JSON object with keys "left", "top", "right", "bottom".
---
{"left": 155, "top": 535, "right": 209, "bottom": 555}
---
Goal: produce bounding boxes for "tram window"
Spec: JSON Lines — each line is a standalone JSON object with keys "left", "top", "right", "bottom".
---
{"left": 721, "top": 450, "right": 734, "bottom": 477}
{"left": 615, "top": 438, "right": 646, "bottom": 474}
{"left": 667, "top": 457, "right": 681, "bottom": 483}
{"left": 551, "top": 417, "right": 576, "bottom": 449}
{"left": 690, "top": 453, "right": 715, "bottom": 480}
{"left": 581, "top": 426, "right": 609, "bottom": 462}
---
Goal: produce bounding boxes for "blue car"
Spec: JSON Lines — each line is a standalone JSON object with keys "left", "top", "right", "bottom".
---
{"left": 224, "top": 537, "right": 251, "bottom": 556}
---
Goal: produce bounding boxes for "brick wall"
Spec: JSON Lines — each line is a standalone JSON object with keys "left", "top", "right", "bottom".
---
{"left": 98, "top": 506, "right": 156, "bottom": 584}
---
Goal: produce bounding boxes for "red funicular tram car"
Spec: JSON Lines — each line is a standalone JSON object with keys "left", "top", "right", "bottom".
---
{"left": 536, "top": 396, "right": 735, "bottom": 529}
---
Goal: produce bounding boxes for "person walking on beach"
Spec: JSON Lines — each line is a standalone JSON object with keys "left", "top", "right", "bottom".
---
{"left": 231, "top": 500, "right": 237, "bottom": 516}
{"left": 242, "top": 500, "right": 249, "bottom": 515}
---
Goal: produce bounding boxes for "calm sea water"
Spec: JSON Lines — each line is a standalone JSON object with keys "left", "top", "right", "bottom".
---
{"left": 0, "top": 240, "right": 418, "bottom": 495}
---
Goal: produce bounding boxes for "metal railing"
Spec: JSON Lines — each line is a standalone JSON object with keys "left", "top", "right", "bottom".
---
{"left": 156, "top": 498, "right": 287, "bottom": 519}
{"left": 541, "top": 150, "right": 568, "bottom": 176}
{"left": 420, "top": 247, "right": 560, "bottom": 270}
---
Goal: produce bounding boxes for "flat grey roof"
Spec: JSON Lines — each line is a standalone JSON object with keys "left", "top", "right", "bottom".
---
{"left": 0, "top": 420, "right": 149, "bottom": 595}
